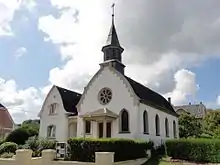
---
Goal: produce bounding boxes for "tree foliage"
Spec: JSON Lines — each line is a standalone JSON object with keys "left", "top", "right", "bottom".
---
{"left": 203, "top": 111, "right": 220, "bottom": 137}
{"left": 5, "top": 128, "right": 30, "bottom": 145}
{"left": 178, "top": 113, "right": 202, "bottom": 138}
{"left": 5, "top": 119, "right": 40, "bottom": 145}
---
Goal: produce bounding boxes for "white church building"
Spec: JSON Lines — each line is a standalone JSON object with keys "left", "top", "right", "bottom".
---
{"left": 38, "top": 11, "right": 179, "bottom": 145}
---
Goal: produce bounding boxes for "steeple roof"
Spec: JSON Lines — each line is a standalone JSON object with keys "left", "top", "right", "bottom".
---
{"left": 106, "top": 19, "right": 121, "bottom": 47}
{"left": 104, "top": 3, "right": 122, "bottom": 48}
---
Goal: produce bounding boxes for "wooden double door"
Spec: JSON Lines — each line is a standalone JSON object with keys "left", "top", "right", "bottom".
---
{"left": 98, "top": 122, "right": 112, "bottom": 138}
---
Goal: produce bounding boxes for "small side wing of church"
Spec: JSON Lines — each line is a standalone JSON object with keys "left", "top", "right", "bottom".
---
{"left": 38, "top": 85, "right": 81, "bottom": 141}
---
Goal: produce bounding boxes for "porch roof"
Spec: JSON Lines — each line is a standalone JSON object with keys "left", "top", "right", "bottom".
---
{"left": 80, "top": 108, "right": 118, "bottom": 119}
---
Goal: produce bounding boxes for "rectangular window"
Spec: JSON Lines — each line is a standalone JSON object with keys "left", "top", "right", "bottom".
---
{"left": 47, "top": 125, "right": 56, "bottom": 138}
{"left": 85, "top": 121, "right": 91, "bottom": 134}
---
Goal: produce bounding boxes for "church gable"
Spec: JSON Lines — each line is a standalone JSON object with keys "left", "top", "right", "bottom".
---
{"left": 39, "top": 86, "right": 66, "bottom": 117}
{"left": 39, "top": 85, "right": 81, "bottom": 118}
{"left": 77, "top": 66, "right": 138, "bottom": 115}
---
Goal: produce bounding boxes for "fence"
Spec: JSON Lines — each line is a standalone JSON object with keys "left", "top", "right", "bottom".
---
{"left": 0, "top": 149, "right": 149, "bottom": 165}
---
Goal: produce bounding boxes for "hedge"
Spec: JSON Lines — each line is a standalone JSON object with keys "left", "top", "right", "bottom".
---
{"left": 166, "top": 138, "right": 220, "bottom": 163}
{"left": 68, "top": 138, "right": 153, "bottom": 162}
{"left": 0, "top": 142, "right": 17, "bottom": 155}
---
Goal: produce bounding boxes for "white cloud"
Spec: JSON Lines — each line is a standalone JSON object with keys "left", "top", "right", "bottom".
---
{"left": 15, "top": 47, "right": 27, "bottom": 58}
{"left": 0, "top": 0, "right": 36, "bottom": 36}
{"left": 216, "top": 96, "right": 220, "bottom": 106}
{"left": 38, "top": 9, "right": 80, "bottom": 45}
{"left": 0, "top": 0, "right": 21, "bottom": 36}
{"left": 0, "top": 78, "right": 43, "bottom": 124}
{"left": 164, "top": 69, "right": 199, "bottom": 105}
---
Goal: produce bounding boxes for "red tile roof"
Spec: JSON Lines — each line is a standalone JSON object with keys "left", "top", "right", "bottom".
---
{"left": 0, "top": 104, "right": 14, "bottom": 129}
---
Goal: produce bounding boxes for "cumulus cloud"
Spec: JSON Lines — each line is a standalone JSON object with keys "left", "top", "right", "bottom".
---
{"left": 0, "top": 0, "right": 36, "bottom": 36}
{"left": 0, "top": 78, "right": 43, "bottom": 124}
{"left": 164, "top": 69, "right": 199, "bottom": 104}
{"left": 0, "top": 0, "right": 20, "bottom": 35}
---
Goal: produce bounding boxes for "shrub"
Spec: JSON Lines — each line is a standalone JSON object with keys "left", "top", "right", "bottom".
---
{"left": 0, "top": 140, "right": 5, "bottom": 146}
{"left": 22, "top": 136, "right": 56, "bottom": 157}
{"left": 68, "top": 138, "right": 153, "bottom": 162}
{"left": 0, "top": 142, "right": 17, "bottom": 155}
{"left": 5, "top": 128, "right": 31, "bottom": 145}
{"left": 166, "top": 138, "right": 220, "bottom": 163}
{"left": 0, "top": 152, "right": 14, "bottom": 158}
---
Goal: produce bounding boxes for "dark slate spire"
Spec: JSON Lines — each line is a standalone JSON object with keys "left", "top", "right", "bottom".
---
{"left": 101, "top": 3, "right": 125, "bottom": 74}
{"left": 106, "top": 9, "right": 121, "bottom": 47}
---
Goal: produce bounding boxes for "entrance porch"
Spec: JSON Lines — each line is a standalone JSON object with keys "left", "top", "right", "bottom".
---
{"left": 80, "top": 108, "right": 118, "bottom": 138}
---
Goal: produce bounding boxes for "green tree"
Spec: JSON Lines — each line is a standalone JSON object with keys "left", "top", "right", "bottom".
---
{"left": 5, "top": 128, "right": 30, "bottom": 145}
{"left": 21, "top": 119, "right": 40, "bottom": 132}
{"left": 5, "top": 119, "right": 40, "bottom": 145}
{"left": 203, "top": 110, "right": 220, "bottom": 137}
{"left": 179, "top": 113, "right": 202, "bottom": 138}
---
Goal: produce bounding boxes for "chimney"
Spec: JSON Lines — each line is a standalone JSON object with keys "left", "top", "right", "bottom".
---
{"left": 189, "top": 102, "right": 191, "bottom": 105}
{"left": 200, "top": 101, "right": 202, "bottom": 104}
{"left": 168, "top": 97, "right": 171, "bottom": 104}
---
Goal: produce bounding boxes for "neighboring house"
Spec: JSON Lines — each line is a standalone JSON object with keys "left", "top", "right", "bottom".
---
{"left": 0, "top": 103, "right": 15, "bottom": 139}
{"left": 174, "top": 102, "right": 207, "bottom": 119}
{"left": 38, "top": 14, "right": 179, "bottom": 145}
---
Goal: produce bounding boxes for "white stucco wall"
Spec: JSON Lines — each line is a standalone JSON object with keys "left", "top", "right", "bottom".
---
{"left": 77, "top": 66, "right": 138, "bottom": 139}
{"left": 137, "top": 103, "right": 179, "bottom": 145}
{"left": 39, "top": 86, "right": 68, "bottom": 142}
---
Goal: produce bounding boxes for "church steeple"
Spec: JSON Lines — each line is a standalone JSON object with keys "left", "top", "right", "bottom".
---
{"left": 101, "top": 3, "right": 125, "bottom": 74}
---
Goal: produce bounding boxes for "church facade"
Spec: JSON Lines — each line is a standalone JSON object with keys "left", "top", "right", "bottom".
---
{"left": 38, "top": 13, "right": 179, "bottom": 145}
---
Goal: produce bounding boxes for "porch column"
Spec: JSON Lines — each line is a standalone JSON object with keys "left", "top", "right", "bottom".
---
{"left": 103, "top": 120, "right": 107, "bottom": 138}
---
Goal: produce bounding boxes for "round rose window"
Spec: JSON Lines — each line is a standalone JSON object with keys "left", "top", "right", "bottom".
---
{"left": 98, "top": 88, "right": 112, "bottom": 105}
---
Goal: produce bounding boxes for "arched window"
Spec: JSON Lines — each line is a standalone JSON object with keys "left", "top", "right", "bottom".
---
{"left": 165, "top": 118, "right": 169, "bottom": 137}
{"left": 173, "top": 120, "right": 177, "bottom": 138}
{"left": 120, "top": 109, "right": 129, "bottom": 133}
{"left": 49, "top": 103, "right": 57, "bottom": 115}
{"left": 155, "top": 115, "right": 160, "bottom": 136}
{"left": 47, "top": 125, "right": 56, "bottom": 138}
{"left": 143, "top": 110, "right": 149, "bottom": 134}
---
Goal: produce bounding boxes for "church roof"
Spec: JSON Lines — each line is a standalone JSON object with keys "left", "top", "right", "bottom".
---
{"left": 125, "top": 76, "right": 178, "bottom": 116}
{"left": 0, "top": 103, "right": 14, "bottom": 129}
{"left": 56, "top": 86, "right": 81, "bottom": 114}
{"left": 106, "top": 21, "right": 121, "bottom": 47}
{"left": 174, "top": 103, "right": 206, "bottom": 118}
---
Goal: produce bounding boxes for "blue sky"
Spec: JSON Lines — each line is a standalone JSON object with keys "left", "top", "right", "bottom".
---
{"left": 1, "top": 0, "right": 220, "bottom": 123}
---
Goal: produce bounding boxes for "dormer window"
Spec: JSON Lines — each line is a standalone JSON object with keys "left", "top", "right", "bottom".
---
{"left": 49, "top": 103, "right": 57, "bottom": 115}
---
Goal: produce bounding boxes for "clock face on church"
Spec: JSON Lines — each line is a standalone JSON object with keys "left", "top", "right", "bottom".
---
{"left": 98, "top": 87, "right": 112, "bottom": 105}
